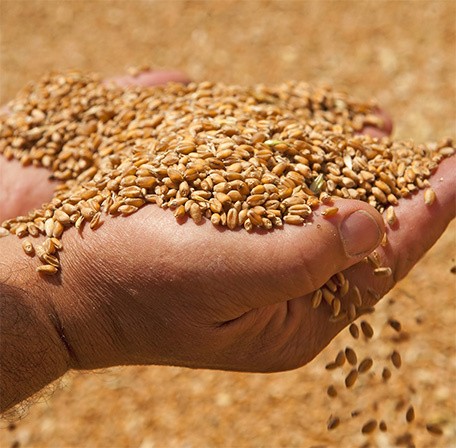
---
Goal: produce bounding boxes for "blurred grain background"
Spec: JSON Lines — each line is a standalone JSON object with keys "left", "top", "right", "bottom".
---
{"left": 0, "top": 1, "right": 455, "bottom": 447}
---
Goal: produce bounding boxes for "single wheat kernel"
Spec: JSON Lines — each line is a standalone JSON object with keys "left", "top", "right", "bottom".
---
{"left": 326, "top": 385, "right": 337, "bottom": 398}
{"left": 406, "top": 405, "right": 415, "bottom": 423}
{"left": 358, "top": 357, "right": 373, "bottom": 373}
{"left": 321, "top": 206, "right": 339, "bottom": 217}
{"left": 327, "top": 415, "right": 340, "bottom": 430}
{"left": 325, "top": 362, "right": 338, "bottom": 371}
{"left": 311, "top": 289, "right": 323, "bottom": 309}
{"left": 349, "top": 323, "right": 360, "bottom": 339}
{"left": 373, "top": 267, "right": 392, "bottom": 277}
{"left": 36, "top": 264, "right": 58, "bottom": 275}
{"left": 345, "top": 369, "right": 358, "bottom": 388}
{"left": 21, "top": 239, "right": 34, "bottom": 256}
{"left": 425, "top": 423, "right": 443, "bottom": 435}
{"left": 361, "top": 419, "right": 377, "bottom": 434}
{"left": 43, "top": 238, "right": 56, "bottom": 254}
{"left": 424, "top": 188, "right": 436, "bottom": 205}
{"left": 360, "top": 321, "right": 374, "bottom": 339}
{"left": 0, "top": 228, "right": 10, "bottom": 237}
{"left": 322, "top": 287, "right": 335, "bottom": 305}
{"left": 332, "top": 298, "right": 341, "bottom": 316}
{"left": 391, "top": 351, "right": 402, "bottom": 369}
{"left": 283, "top": 214, "right": 304, "bottom": 225}
{"left": 385, "top": 205, "right": 397, "bottom": 226}
{"left": 345, "top": 347, "right": 358, "bottom": 365}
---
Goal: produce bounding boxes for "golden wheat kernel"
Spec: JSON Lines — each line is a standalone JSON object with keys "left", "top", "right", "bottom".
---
{"left": 360, "top": 321, "right": 374, "bottom": 339}
{"left": 0, "top": 228, "right": 10, "bottom": 237}
{"left": 326, "top": 415, "right": 340, "bottom": 431}
{"left": 345, "top": 369, "right": 358, "bottom": 388}
{"left": 21, "top": 239, "right": 35, "bottom": 256}
{"left": 349, "top": 323, "right": 359, "bottom": 339}
{"left": 36, "top": 264, "right": 58, "bottom": 275}
{"left": 340, "top": 279, "right": 350, "bottom": 297}
{"left": 324, "top": 278, "right": 338, "bottom": 293}
{"left": 118, "top": 205, "right": 138, "bottom": 215}
{"left": 345, "top": 347, "right": 358, "bottom": 365}
{"left": 424, "top": 188, "right": 436, "bottom": 205}
{"left": 53, "top": 221, "right": 64, "bottom": 238}
{"left": 361, "top": 419, "right": 377, "bottom": 434}
{"left": 189, "top": 203, "right": 202, "bottom": 224}
{"left": 332, "top": 298, "right": 341, "bottom": 316}
{"left": 44, "top": 218, "right": 55, "bottom": 237}
{"left": 89, "top": 212, "right": 102, "bottom": 229}
{"left": 283, "top": 214, "right": 304, "bottom": 225}
{"left": 226, "top": 208, "right": 238, "bottom": 230}
{"left": 326, "top": 385, "right": 337, "bottom": 398}
{"left": 321, "top": 287, "right": 335, "bottom": 305}
{"left": 426, "top": 423, "right": 443, "bottom": 436}
{"left": 321, "top": 206, "right": 339, "bottom": 218}
{"left": 43, "top": 238, "right": 56, "bottom": 254}
{"left": 391, "top": 350, "right": 402, "bottom": 369}
{"left": 385, "top": 205, "right": 397, "bottom": 226}
{"left": 311, "top": 289, "right": 323, "bottom": 309}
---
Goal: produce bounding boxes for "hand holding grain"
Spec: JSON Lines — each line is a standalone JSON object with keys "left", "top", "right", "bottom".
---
{"left": 1, "top": 71, "right": 454, "bottom": 415}
{"left": 31, "top": 154, "right": 450, "bottom": 374}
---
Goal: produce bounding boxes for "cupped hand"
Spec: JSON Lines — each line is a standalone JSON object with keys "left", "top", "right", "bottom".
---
{"left": 37, "top": 154, "right": 454, "bottom": 373}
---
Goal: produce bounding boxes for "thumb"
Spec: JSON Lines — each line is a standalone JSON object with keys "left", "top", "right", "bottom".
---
{"left": 177, "top": 199, "right": 385, "bottom": 315}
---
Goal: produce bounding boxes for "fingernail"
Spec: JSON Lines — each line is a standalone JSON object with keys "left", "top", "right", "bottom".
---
{"left": 340, "top": 210, "right": 382, "bottom": 257}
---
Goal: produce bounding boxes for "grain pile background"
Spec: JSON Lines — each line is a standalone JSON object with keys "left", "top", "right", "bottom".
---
{"left": 0, "top": 1, "right": 454, "bottom": 447}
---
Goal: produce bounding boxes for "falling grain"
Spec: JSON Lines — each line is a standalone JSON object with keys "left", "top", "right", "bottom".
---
{"left": 345, "top": 369, "right": 358, "bottom": 388}
{"left": 361, "top": 419, "right": 378, "bottom": 434}
{"left": 406, "top": 405, "right": 415, "bottom": 423}
{"left": 360, "top": 321, "right": 374, "bottom": 339}
{"left": 349, "top": 323, "right": 360, "bottom": 339}
{"left": 326, "top": 385, "right": 337, "bottom": 398}
{"left": 391, "top": 351, "right": 402, "bottom": 369}
{"left": 358, "top": 357, "right": 373, "bottom": 374}
{"left": 326, "top": 415, "right": 340, "bottom": 431}
{"left": 426, "top": 423, "right": 443, "bottom": 436}
{"left": 345, "top": 347, "right": 358, "bottom": 366}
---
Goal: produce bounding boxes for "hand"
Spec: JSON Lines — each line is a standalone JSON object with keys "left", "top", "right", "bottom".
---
{"left": 26, "top": 154, "right": 453, "bottom": 373}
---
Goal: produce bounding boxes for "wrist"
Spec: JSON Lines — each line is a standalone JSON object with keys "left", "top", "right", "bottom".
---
{"left": 0, "top": 235, "right": 70, "bottom": 413}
